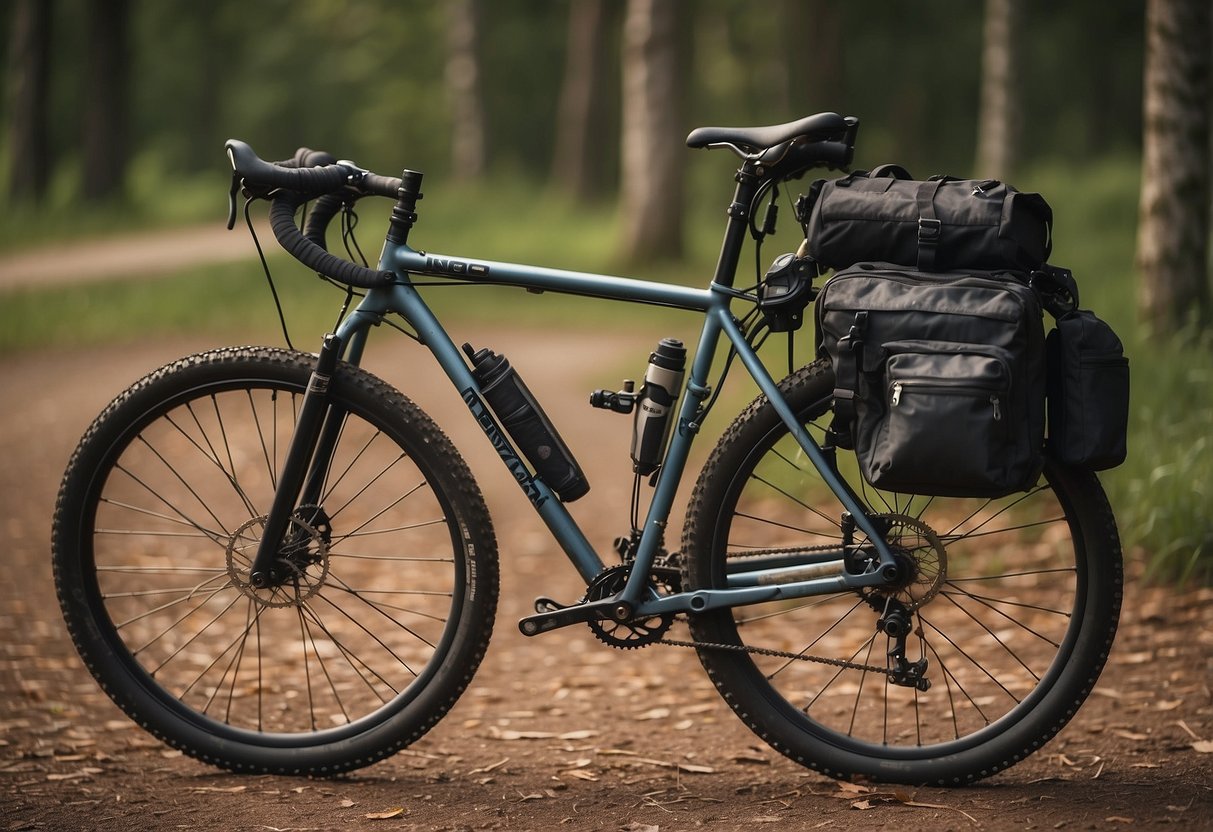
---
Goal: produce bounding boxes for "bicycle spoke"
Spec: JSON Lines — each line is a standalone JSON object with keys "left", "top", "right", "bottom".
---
{"left": 171, "top": 406, "right": 261, "bottom": 518}
{"left": 112, "top": 463, "right": 230, "bottom": 548}
{"left": 941, "top": 585, "right": 1071, "bottom": 620}
{"left": 918, "top": 614, "right": 1020, "bottom": 704}
{"left": 733, "top": 511, "right": 845, "bottom": 541}
{"left": 323, "top": 571, "right": 438, "bottom": 651}
{"left": 939, "top": 592, "right": 1042, "bottom": 680}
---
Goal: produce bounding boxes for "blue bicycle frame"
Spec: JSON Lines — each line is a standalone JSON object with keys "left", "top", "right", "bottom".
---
{"left": 325, "top": 251, "right": 897, "bottom": 625}
{"left": 249, "top": 153, "right": 900, "bottom": 634}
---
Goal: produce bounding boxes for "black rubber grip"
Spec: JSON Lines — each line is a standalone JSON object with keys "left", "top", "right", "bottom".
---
{"left": 361, "top": 173, "right": 403, "bottom": 198}
{"left": 270, "top": 191, "right": 394, "bottom": 288}
{"left": 303, "top": 191, "right": 349, "bottom": 251}
{"left": 227, "top": 139, "right": 350, "bottom": 196}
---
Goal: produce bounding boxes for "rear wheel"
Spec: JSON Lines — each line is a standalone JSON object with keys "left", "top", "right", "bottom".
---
{"left": 53, "top": 347, "right": 499, "bottom": 774}
{"left": 682, "top": 358, "right": 1121, "bottom": 785}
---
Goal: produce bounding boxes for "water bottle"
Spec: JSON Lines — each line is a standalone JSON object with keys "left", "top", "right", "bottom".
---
{"left": 631, "top": 338, "right": 686, "bottom": 475}
{"left": 464, "top": 344, "right": 590, "bottom": 502}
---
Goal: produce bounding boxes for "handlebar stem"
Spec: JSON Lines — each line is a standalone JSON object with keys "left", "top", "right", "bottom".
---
{"left": 386, "top": 169, "right": 425, "bottom": 245}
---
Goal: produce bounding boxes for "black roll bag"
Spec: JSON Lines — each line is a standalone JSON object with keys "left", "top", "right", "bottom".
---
{"left": 798, "top": 168, "right": 1053, "bottom": 273}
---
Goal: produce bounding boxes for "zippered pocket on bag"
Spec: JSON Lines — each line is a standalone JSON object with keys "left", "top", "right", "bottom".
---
{"left": 860, "top": 341, "right": 1016, "bottom": 495}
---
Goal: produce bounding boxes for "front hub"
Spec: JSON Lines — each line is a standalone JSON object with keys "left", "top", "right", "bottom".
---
{"left": 226, "top": 508, "right": 332, "bottom": 608}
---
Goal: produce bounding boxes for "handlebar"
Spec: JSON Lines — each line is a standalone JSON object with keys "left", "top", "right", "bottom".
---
{"left": 226, "top": 139, "right": 400, "bottom": 289}
{"left": 226, "top": 116, "right": 857, "bottom": 290}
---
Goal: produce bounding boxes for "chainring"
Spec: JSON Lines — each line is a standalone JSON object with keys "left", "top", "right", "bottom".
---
{"left": 584, "top": 564, "right": 680, "bottom": 649}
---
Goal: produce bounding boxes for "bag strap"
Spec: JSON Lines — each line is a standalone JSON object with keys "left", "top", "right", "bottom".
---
{"left": 868, "top": 163, "right": 913, "bottom": 180}
{"left": 915, "top": 179, "right": 944, "bottom": 270}
{"left": 1031, "top": 264, "right": 1080, "bottom": 319}
{"left": 830, "top": 311, "right": 868, "bottom": 446}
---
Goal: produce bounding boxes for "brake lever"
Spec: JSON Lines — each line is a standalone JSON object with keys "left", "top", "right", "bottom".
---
{"left": 226, "top": 173, "right": 241, "bottom": 230}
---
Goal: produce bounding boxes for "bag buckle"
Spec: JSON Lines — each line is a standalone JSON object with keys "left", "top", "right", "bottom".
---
{"left": 918, "top": 217, "right": 942, "bottom": 243}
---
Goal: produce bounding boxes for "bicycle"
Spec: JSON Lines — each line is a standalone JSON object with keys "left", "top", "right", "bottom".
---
{"left": 51, "top": 112, "right": 1122, "bottom": 786}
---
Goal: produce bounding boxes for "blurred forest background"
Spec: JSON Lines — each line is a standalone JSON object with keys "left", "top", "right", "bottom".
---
{"left": 1, "top": 0, "right": 1211, "bottom": 581}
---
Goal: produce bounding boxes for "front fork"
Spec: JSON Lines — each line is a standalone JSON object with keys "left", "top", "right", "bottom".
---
{"left": 248, "top": 333, "right": 345, "bottom": 587}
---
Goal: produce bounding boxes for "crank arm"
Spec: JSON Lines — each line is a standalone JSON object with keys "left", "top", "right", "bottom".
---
{"left": 518, "top": 597, "right": 625, "bottom": 636}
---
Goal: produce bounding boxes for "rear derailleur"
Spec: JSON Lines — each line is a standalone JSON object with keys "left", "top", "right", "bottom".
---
{"left": 870, "top": 597, "right": 931, "bottom": 692}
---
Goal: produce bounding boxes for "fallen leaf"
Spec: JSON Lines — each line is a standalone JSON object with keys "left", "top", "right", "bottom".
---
{"left": 364, "top": 807, "right": 405, "bottom": 820}
{"left": 558, "top": 730, "right": 598, "bottom": 740}
{"left": 339, "top": 798, "right": 356, "bottom": 808}
{"left": 561, "top": 769, "right": 598, "bottom": 781}
{"left": 834, "top": 781, "right": 872, "bottom": 796}
{"left": 634, "top": 707, "right": 670, "bottom": 721}
{"left": 1192, "top": 741, "right": 1213, "bottom": 753}
{"left": 851, "top": 799, "right": 875, "bottom": 810}
{"left": 1111, "top": 729, "right": 1149, "bottom": 741}
{"left": 492, "top": 728, "right": 555, "bottom": 740}
{"left": 1105, "top": 817, "right": 1133, "bottom": 824}
{"left": 1115, "top": 651, "right": 1153, "bottom": 665}
{"left": 189, "top": 786, "right": 247, "bottom": 794}
{"left": 1176, "top": 720, "right": 1200, "bottom": 740}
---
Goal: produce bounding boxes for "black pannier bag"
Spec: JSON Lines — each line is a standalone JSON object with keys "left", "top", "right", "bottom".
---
{"left": 1034, "top": 266, "right": 1129, "bottom": 470}
{"left": 816, "top": 263, "right": 1046, "bottom": 497}
{"left": 797, "top": 168, "right": 1053, "bottom": 273}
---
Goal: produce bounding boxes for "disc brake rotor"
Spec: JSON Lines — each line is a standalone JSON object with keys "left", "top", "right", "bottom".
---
{"left": 226, "top": 513, "right": 331, "bottom": 608}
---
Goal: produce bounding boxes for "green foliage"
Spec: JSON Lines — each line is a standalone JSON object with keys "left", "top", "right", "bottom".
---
{"left": 1019, "top": 158, "right": 1212, "bottom": 584}
{"left": 1114, "top": 328, "right": 1213, "bottom": 584}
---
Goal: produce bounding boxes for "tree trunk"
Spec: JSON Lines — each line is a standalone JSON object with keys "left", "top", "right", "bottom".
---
{"left": 551, "top": 0, "right": 612, "bottom": 201}
{"left": 7, "top": 0, "right": 52, "bottom": 203}
{"left": 975, "top": 0, "right": 1023, "bottom": 178}
{"left": 620, "top": 0, "right": 687, "bottom": 262}
{"left": 446, "top": 0, "right": 487, "bottom": 180}
{"left": 82, "top": 0, "right": 131, "bottom": 201}
{"left": 783, "top": 0, "right": 845, "bottom": 114}
{"left": 1136, "top": 0, "right": 1212, "bottom": 333}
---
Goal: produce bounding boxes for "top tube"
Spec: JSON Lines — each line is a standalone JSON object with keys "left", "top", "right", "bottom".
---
{"left": 388, "top": 246, "right": 722, "bottom": 312}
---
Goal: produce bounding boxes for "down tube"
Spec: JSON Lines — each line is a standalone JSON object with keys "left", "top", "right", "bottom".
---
{"left": 339, "top": 282, "right": 608, "bottom": 582}
{"left": 714, "top": 309, "right": 897, "bottom": 565}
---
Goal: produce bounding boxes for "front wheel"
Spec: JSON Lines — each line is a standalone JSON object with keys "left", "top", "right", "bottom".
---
{"left": 53, "top": 347, "right": 499, "bottom": 774}
{"left": 681, "top": 359, "right": 1121, "bottom": 785}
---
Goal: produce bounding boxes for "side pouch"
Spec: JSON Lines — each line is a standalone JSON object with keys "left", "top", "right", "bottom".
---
{"left": 1045, "top": 310, "right": 1129, "bottom": 470}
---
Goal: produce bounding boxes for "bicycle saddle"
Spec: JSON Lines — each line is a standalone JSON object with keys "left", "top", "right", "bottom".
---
{"left": 686, "top": 112, "right": 849, "bottom": 153}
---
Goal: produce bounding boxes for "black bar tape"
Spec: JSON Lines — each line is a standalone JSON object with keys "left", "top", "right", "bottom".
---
{"left": 270, "top": 192, "right": 394, "bottom": 288}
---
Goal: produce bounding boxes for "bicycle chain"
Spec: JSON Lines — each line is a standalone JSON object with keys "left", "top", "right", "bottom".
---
{"left": 656, "top": 635, "right": 897, "bottom": 678}
{"left": 657, "top": 542, "right": 898, "bottom": 676}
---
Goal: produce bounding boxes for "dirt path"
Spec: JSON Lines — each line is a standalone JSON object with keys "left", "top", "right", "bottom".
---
{"left": 0, "top": 221, "right": 266, "bottom": 291}
{"left": 1, "top": 327, "right": 1211, "bottom": 831}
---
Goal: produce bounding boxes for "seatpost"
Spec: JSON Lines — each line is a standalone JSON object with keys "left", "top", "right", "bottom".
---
{"left": 386, "top": 170, "right": 424, "bottom": 246}
{"left": 711, "top": 162, "right": 763, "bottom": 289}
